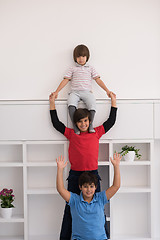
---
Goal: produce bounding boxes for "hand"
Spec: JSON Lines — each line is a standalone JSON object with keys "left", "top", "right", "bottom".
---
{"left": 53, "top": 91, "right": 58, "bottom": 99}
{"left": 108, "top": 91, "right": 116, "bottom": 98}
{"left": 56, "top": 156, "right": 68, "bottom": 169}
{"left": 49, "top": 92, "right": 56, "bottom": 103}
{"left": 109, "top": 92, "right": 117, "bottom": 108}
{"left": 110, "top": 152, "right": 122, "bottom": 167}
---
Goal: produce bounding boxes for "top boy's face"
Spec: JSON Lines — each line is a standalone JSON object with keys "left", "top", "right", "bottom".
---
{"left": 76, "top": 116, "right": 90, "bottom": 132}
{"left": 76, "top": 56, "right": 87, "bottom": 66}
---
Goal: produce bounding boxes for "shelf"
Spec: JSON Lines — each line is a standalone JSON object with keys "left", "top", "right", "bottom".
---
{"left": 98, "top": 161, "right": 110, "bottom": 166}
{"left": 27, "top": 162, "right": 57, "bottom": 167}
{"left": 112, "top": 237, "right": 152, "bottom": 240}
{"left": 28, "top": 235, "right": 59, "bottom": 240}
{"left": 0, "top": 237, "right": 24, "bottom": 240}
{"left": 0, "top": 143, "right": 23, "bottom": 164}
{"left": 120, "top": 161, "right": 151, "bottom": 166}
{"left": 27, "top": 188, "right": 58, "bottom": 195}
{"left": 118, "top": 187, "right": 151, "bottom": 193}
{"left": 0, "top": 163, "right": 23, "bottom": 167}
{"left": 26, "top": 143, "right": 66, "bottom": 163}
{"left": 0, "top": 215, "right": 24, "bottom": 223}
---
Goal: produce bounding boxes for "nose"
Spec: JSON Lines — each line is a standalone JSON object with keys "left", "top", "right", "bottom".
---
{"left": 87, "top": 186, "right": 91, "bottom": 191}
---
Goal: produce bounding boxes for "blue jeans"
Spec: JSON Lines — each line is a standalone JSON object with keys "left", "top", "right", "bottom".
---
{"left": 60, "top": 169, "right": 101, "bottom": 240}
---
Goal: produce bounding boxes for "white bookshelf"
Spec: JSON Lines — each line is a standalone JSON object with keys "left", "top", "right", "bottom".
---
{"left": 0, "top": 139, "right": 154, "bottom": 239}
{"left": 109, "top": 140, "right": 153, "bottom": 240}
{"left": 0, "top": 100, "right": 158, "bottom": 240}
{"left": 0, "top": 140, "right": 68, "bottom": 240}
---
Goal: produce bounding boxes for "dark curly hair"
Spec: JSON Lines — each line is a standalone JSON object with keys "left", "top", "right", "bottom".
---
{"left": 79, "top": 172, "right": 98, "bottom": 187}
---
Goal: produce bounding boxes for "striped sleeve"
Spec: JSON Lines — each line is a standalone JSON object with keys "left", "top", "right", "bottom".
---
{"left": 91, "top": 66, "right": 100, "bottom": 79}
{"left": 64, "top": 67, "right": 73, "bottom": 79}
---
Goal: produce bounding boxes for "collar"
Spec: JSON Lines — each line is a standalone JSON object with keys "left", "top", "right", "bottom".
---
{"left": 75, "top": 62, "right": 89, "bottom": 67}
{"left": 80, "top": 131, "right": 89, "bottom": 135}
{"left": 80, "top": 192, "right": 98, "bottom": 204}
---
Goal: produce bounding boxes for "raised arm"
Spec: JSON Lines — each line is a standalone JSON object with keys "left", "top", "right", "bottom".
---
{"left": 53, "top": 78, "right": 70, "bottom": 98}
{"left": 49, "top": 93, "right": 66, "bottom": 134}
{"left": 110, "top": 92, "right": 117, "bottom": 108}
{"left": 95, "top": 78, "right": 116, "bottom": 98}
{"left": 95, "top": 77, "right": 110, "bottom": 97}
{"left": 103, "top": 92, "right": 117, "bottom": 133}
{"left": 49, "top": 92, "right": 56, "bottom": 110}
{"left": 106, "top": 152, "right": 121, "bottom": 200}
{"left": 56, "top": 156, "right": 70, "bottom": 202}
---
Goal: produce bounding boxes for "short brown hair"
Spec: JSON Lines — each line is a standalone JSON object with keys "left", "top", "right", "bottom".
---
{"left": 73, "top": 44, "right": 90, "bottom": 62}
{"left": 79, "top": 172, "right": 98, "bottom": 187}
{"left": 73, "top": 108, "right": 91, "bottom": 124}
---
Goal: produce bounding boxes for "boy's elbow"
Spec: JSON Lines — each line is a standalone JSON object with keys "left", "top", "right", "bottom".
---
{"left": 114, "top": 183, "right": 121, "bottom": 192}
{"left": 57, "top": 187, "right": 63, "bottom": 197}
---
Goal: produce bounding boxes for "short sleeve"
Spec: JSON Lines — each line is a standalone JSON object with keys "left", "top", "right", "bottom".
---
{"left": 68, "top": 192, "right": 78, "bottom": 207}
{"left": 91, "top": 66, "right": 100, "bottom": 79}
{"left": 64, "top": 67, "right": 73, "bottom": 79}
{"left": 64, "top": 127, "right": 74, "bottom": 140}
{"left": 99, "top": 190, "right": 109, "bottom": 205}
{"left": 94, "top": 125, "right": 105, "bottom": 139}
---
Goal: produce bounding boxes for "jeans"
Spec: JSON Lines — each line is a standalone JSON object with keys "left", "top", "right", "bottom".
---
{"left": 60, "top": 169, "right": 101, "bottom": 240}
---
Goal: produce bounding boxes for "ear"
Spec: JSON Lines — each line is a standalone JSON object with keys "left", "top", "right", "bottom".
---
{"left": 79, "top": 185, "right": 82, "bottom": 191}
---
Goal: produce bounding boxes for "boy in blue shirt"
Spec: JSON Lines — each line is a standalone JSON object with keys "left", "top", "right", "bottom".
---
{"left": 56, "top": 153, "right": 121, "bottom": 240}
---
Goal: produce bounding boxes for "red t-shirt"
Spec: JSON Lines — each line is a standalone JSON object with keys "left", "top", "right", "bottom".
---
{"left": 64, "top": 125, "right": 105, "bottom": 171}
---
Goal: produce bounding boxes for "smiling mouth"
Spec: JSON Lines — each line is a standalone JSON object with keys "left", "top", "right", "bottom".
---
{"left": 86, "top": 192, "right": 92, "bottom": 195}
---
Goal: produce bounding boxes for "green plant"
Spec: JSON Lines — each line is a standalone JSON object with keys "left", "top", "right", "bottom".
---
{"left": 0, "top": 188, "right": 15, "bottom": 208}
{"left": 119, "top": 145, "right": 142, "bottom": 160}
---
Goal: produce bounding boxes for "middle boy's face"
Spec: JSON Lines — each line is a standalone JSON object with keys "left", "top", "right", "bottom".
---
{"left": 76, "top": 117, "right": 90, "bottom": 132}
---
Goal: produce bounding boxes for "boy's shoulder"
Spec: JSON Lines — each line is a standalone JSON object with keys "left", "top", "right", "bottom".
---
{"left": 68, "top": 192, "right": 80, "bottom": 205}
{"left": 94, "top": 191, "right": 109, "bottom": 204}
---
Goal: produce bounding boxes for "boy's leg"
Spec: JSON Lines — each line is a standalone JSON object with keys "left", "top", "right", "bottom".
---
{"left": 60, "top": 204, "right": 72, "bottom": 240}
{"left": 68, "top": 105, "right": 80, "bottom": 134}
{"left": 68, "top": 92, "right": 80, "bottom": 134}
{"left": 89, "top": 110, "right": 96, "bottom": 133}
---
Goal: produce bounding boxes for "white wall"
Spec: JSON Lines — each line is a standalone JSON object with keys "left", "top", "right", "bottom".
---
{"left": 0, "top": 0, "right": 160, "bottom": 100}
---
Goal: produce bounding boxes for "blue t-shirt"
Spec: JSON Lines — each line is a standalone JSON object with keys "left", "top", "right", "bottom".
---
{"left": 68, "top": 190, "right": 109, "bottom": 240}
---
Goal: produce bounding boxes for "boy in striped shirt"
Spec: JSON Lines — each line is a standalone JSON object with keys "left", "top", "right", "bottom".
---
{"left": 53, "top": 44, "right": 115, "bottom": 134}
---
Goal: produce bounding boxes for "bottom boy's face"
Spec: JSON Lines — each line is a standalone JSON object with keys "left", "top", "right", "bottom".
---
{"left": 76, "top": 117, "right": 90, "bottom": 132}
{"left": 80, "top": 183, "right": 96, "bottom": 201}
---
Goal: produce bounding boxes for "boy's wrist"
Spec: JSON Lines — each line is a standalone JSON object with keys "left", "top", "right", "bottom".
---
{"left": 111, "top": 102, "right": 117, "bottom": 108}
{"left": 113, "top": 165, "right": 120, "bottom": 170}
{"left": 57, "top": 167, "right": 64, "bottom": 173}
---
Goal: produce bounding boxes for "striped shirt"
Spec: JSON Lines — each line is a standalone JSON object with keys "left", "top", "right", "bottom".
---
{"left": 64, "top": 63, "right": 100, "bottom": 91}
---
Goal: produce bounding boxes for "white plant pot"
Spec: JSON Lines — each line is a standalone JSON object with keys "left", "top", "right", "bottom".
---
{"left": 0, "top": 207, "right": 13, "bottom": 219}
{"left": 124, "top": 151, "right": 135, "bottom": 162}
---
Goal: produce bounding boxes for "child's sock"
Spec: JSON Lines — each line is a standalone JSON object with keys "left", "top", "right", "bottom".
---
{"left": 68, "top": 105, "right": 80, "bottom": 134}
{"left": 89, "top": 110, "right": 95, "bottom": 133}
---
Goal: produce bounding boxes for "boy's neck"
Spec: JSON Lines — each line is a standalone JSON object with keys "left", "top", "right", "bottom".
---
{"left": 82, "top": 193, "right": 94, "bottom": 203}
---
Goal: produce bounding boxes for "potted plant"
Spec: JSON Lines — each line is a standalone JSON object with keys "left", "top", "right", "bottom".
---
{"left": 119, "top": 145, "right": 142, "bottom": 161}
{"left": 0, "top": 188, "right": 15, "bottom": 219}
